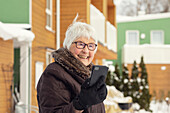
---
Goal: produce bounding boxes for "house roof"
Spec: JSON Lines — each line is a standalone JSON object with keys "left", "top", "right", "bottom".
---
{"left": 0, "top": 21, "right": 35, "bottom": 42}
{"left": 117, "top": 12, "right": 170, "bottom": 23}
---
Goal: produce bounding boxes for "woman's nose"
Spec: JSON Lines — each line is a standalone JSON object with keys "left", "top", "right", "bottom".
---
{"left": 82, "top": 45, "right": 89, "bottom": 53}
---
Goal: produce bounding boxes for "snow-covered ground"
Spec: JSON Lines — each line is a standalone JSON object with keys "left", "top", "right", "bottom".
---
{"left": 133, "top": 100, "right": 170, "bottom": 113}
{"left": 104, "top": 86, "right": 170, "bottom": 113}
{"left": 149, "top": 100, "right": 170, "bottom": 113}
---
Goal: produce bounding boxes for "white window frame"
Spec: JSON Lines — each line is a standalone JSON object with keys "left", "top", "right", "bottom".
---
{"left": 46, "top": 51, "right": 52, "bottom": 66}
{"left": 46, "top": 0, "right": 53, "bottom": 31}
{"left": 35, "top": 61, "right": 44, "bottom": 88}
{"left": 126, "top": 30, "right": 139, "bottom": 45}
{"left": 46, "top": 48, "right": 55, "bottom": 66}
{"left": 150, "top": 30, "right": 164, "bottom": 45}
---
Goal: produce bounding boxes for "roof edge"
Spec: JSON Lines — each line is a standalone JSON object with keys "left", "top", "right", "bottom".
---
{"left": 117, "top": 12, "right": 170, "bottom": 23}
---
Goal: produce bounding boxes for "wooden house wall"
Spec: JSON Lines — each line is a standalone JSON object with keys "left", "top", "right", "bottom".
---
{"left": 0, "top": 39, "right": 14, "bottom": 113}
{"left": 108, "top": 5, "right": 116, "bottom": 27}
{"left": 60, "top": 0, "right": 88, "bottom": 47}
{"left": 91, "top": 0, "right": 103, "bottom": 14}
{"left": 31, "top": 0, "right": 56, "bottom": 106}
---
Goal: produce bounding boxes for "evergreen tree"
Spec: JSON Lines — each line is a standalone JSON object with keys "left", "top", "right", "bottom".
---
{"left": 138, "top": 56, "right": 152, "bottom": 111}
{"left": 121, "top": 64, "right": 131, "bottom": 97}
{"left": 106, "top": 58, "right": 152, "bottom": 111}
{"left": 113, "top": 64, "right": 122, "bottom": 91}
{"left": 106, "top": 71, "right": 114, "bottom": 86}
{"left": 106, "top": 64, "right": 122, "bottom": 91}
{"left": 105, "top": 64, "right": 121, "bottom": 89}
{"left": 130, "top": 61, "right": 140, "bottom": 103}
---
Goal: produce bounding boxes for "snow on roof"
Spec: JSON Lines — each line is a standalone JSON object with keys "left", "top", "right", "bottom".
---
{"left": 0, "top": 21, "right": 35, "bottom": 42}
{"left": 117, "top": 12, "right": 170, "bottom": 23}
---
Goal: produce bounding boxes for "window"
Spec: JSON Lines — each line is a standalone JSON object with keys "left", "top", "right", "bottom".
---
{"left": 35, "top": 62, "right": 44, "bottom": 88}
{"left": 46, "top": 51, "right": 53, "bottom": 66}
{"left": 46, "top": 0, "right": 52, "bottom": 31}
{"left": 126, "top": 30, "right": 139, "bottom": 45}
{"left": 151, "top": 30, "right": 164, "bottom": 45}
{"left": 46, "top": 48, "right": 55, "bottom": 66}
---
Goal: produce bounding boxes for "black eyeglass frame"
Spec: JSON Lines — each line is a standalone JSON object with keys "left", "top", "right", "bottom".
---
{"left": 72, "top": 41, "right": 97, "bottom": 51}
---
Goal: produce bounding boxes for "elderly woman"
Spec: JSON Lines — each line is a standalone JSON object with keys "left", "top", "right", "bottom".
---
{"left": 37, "top": 19, "right": 107, "bottom": 113}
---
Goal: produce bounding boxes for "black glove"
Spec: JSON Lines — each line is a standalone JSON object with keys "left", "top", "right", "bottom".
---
{"left": 73, "top": 76, "right": 107, "bottom": 110}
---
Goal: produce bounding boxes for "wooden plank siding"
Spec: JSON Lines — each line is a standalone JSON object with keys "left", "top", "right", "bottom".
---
{"left": 127, "top": 64, "right": 170, "bottom": 99}
{"left": 60, "top": 0, "right": 87, "bottom": 47}
{"left": 107, "top": 0, "right": 116, "bottom": 26}
{"left": 108, "top": 5, "right": 116, "bottom": 27}
{"left": 91, "top": 0, "right": 103, "bottom": 14}
{"left": 0, "top": 38, "right": 14, "bottom": 113}
{"left": 31, "top": 0, "right": 56, "bottom": 107}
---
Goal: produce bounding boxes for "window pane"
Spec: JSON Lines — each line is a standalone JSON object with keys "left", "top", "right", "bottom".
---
{"left": 46, "top": 0, "right": 52, "bottom": 29}
{"left": 46, "top": 14, "right": 50, "bottom": 27}
{"left": 152, "top": 31, "right": 163, "bottom": 45}
{"left": 127, "top": 32, "right": 138, "bottom": 45}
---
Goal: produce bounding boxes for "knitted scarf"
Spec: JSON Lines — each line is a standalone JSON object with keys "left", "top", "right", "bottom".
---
{"left": 52, "top": 48, "right": 93, "bottom": 84}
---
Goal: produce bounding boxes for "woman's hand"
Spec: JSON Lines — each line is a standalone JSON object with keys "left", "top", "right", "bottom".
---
{"left": 73, "top": 76, "right": 107, "bottom": 110}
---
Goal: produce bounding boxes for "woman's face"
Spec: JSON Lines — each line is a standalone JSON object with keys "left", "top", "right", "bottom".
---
{"left": 69, "top": 37, "right": 96, "bottom": 66}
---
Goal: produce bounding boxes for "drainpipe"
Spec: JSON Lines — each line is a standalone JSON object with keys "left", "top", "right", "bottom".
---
{"left": 56, "top": 0, "right": 60, "bottom": 50}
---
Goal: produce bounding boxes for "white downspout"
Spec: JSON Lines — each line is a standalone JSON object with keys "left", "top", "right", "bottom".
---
{"left": 56, "top": 0, "right": 60, "bottom": 50}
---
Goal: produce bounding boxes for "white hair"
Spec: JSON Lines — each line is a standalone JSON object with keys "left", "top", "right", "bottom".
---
{"left": 63, "top": 16, "right": 98, "bottom": 52}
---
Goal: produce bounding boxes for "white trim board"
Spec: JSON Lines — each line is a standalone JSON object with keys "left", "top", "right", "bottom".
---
{"left": 3, "top": 23, "right": 32, "bottom": 29}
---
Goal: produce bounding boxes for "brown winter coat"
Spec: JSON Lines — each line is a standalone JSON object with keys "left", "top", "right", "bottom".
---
{"left": 37, "top": 48, "right": 105, "bottom": 113}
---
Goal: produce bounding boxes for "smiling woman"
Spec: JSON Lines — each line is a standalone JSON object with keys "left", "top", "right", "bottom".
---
{"left": 36, "top": 17, "right": 107, "bottom": 113}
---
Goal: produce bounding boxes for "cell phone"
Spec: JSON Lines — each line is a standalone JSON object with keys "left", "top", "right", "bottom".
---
{"left": 89, "top": 65, "right": 109, "bottom": 86}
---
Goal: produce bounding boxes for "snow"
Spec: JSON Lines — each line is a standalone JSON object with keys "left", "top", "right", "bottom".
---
{"left": 149, "top": 100, "right": 170, "bottom": 113}
{"left": 105, "top": 99, "right": 170, "bottom": 113}
{"left": 105, "top": 86, "right": 170, "bottom": 113}
{"left": 0, "top": 21, "right": 35, "bottom": 42}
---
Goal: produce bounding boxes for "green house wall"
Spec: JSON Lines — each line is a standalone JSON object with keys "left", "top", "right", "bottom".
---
{"left": 115, "top": 17, "right": 170, "bottom": 67}
{"left": 0, "top": 0, "right": 30, "bottom": 23}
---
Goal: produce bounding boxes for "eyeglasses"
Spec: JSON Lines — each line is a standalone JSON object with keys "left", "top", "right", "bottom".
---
{"left": 72, "top": 41, "right": 97, "bottom": 51}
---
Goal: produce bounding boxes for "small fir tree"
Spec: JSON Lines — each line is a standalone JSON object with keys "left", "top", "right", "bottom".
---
{"left": 113, "top": 64, "right": 122, "bottom": 91}
{"left": 130, "top": 61, "right": 140, "bottom": 103}
{"left": 121, "top": 64, "right": 131, "bottom": 97}
{"left": 106, "top": 71, "right": 114, "bottom": 86}
{"left": 138, "top": 56, "right": 152, "bottom": 111}
{"left": 106, "top": 64, "right": 122, "bottom": 90}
